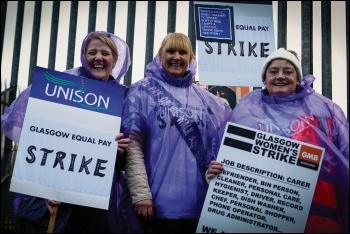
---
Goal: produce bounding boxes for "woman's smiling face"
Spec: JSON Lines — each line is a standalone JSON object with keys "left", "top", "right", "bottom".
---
{"left": 264, "top": 59, "right": 299, "bottom": 95}
{"left": 157, "top": 33, "right": 194, "bottom": 78}
{"left": 158, "top": 46, "right": 190, "bottom": 78}
{"left": 85, "top": 38, "right": 116, "bottom": 81}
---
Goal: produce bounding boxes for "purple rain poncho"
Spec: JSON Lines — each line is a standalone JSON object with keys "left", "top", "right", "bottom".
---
{"left": 229, "top": 75, "right": 349, "bottom": 233}
{"left": 1, "top": 31, "right": 140, "bottom": 233}
{"left": 121, "top": 55, "right": 233, "bottom": 219}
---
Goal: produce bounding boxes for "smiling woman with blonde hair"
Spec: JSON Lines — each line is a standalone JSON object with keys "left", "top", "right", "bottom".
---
{"left": 122, "top": 32, "right": 233, "bottom": 233}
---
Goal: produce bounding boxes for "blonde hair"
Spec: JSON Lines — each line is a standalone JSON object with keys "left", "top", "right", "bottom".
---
{"left": 158, "top": 33, "right": 195, "bottom": 61}
{"left": 85, "top": 32, "right": 118, "bottom": 62}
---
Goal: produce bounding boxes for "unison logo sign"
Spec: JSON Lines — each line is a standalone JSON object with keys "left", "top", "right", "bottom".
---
{"left": 43, "top": 71, "right": 111, "bottom": 111}
{"left": 30, "top": 66, "right": 125, "bottom": 116}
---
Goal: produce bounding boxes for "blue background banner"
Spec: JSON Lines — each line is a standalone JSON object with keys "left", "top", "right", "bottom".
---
{"left": 195, "top": 4, "right": 235, "bottom": 43}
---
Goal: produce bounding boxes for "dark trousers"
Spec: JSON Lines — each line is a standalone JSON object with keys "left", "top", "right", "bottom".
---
{"left": 64, "top": 206, "right": 109, "bottom": 233}
{"left": 143, "top": 218, "right": 199, "bottom": 233}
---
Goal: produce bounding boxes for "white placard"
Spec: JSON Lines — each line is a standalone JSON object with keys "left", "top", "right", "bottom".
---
{"left": 197, "top": 123, "right": 324, "bottom": 233}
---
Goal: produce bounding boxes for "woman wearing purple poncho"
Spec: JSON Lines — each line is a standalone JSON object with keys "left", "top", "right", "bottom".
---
{"left": 1, "top": 31, "right": 142, "bottom": 232}
{"left": 121, "top": 33, "right": 233, "bottom": 233}
{"left": 208, "top": 48, "right": 349, "bottom": 232}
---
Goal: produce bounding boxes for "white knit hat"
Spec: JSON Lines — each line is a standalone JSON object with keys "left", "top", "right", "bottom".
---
{"left": 261, "top": 48, "right": 303, "bottom": 82}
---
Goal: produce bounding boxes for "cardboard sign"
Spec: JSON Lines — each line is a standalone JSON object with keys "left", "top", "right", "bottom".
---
{"left": 10, "top": 66, "right": 126, "bottom": 209}
{"left": 197, "top": 123, "right": 324, "bottom": 233}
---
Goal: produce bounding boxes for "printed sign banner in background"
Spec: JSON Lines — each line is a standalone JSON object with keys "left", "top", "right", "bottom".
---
{"left": 195, "top": 1, "right": 276, "bottom": 87}
{"left": 197, "top": 123, "right": 324, "bottom": 233}
{"left": 10, "top": 66, "right": 126, "bottom": 209}
{"left": 194, "top": 4, "right": 235, "bottom": 43}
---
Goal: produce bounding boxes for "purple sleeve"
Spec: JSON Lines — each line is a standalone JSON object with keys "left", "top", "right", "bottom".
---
{"left": 1, "top": 86, "right": 32, "bottom": 143}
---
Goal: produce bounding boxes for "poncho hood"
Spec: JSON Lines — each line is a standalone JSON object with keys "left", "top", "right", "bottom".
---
{"left": 66, "top": 31, "right": 131, "bottom": 83}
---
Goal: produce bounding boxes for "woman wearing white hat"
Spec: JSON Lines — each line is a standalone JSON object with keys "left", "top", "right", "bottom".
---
{"left": 207, "top": 48, "right": 349, "bottom": 233}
